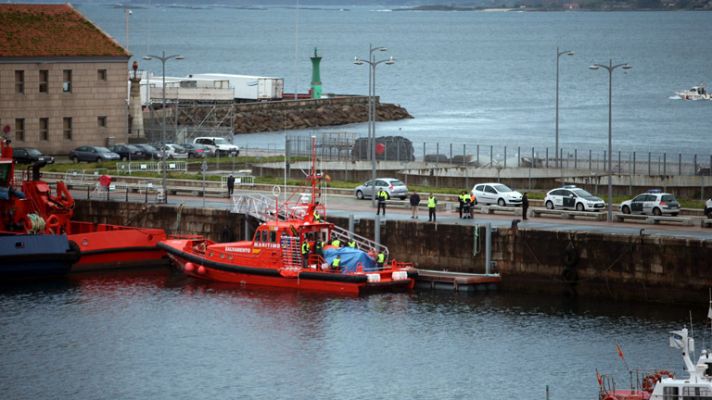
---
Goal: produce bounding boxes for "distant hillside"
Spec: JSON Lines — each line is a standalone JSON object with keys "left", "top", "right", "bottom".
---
{"left": 35, "top": 0, "right": 712, "bottom": 10}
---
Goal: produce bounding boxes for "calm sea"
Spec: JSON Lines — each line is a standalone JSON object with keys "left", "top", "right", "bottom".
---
{"left": 75, "top": 4, "right": 712, "bottom": 156}
{"left": 0, "top": 268, "right": 706, "bottom": 400}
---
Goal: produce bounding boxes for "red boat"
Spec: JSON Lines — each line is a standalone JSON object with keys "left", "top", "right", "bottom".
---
{"left": 1, "top": 137, "right": 167, "bottom": 272}
{"left": 1, "top": 138, "right": 80, "bottom": 278}
{"left": 159, "top": 137, "right": 417, "bottom": 295}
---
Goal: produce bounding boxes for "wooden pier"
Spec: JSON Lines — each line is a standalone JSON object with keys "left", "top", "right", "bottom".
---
{"left": 415, "top": 269, "right": 501, "bottom": 292}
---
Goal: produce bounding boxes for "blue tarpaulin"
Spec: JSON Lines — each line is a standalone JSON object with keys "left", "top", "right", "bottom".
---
{"left": 323, "top": 247, "right": 377, "bottom": 272}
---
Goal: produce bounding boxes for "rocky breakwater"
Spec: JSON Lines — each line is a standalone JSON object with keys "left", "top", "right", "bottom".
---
{"left": 232, "top": 96, "right": 411, "bottom": 133}
{"left": 175, "top": 96, "right": 411, "bottom": 134}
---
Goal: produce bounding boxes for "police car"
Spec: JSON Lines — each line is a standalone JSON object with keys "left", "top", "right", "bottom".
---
{"left": 619, "top": 189, "right": 680, "bottom": 216}
{"left": 543, "top": 185, "right": 606, "bottom": 212}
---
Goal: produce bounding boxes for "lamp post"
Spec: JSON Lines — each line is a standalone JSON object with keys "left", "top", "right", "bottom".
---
{"left": 353, "top": 45, "right": 395, "bottom": 207}
{"left": 143, "top": 51, "right": 183, "bottom": 203}
{"left": 555, "top": 47, "right": 574, "bottom": 170}
{"left": 589, "top": 59, "right": 631, "bottom": 222}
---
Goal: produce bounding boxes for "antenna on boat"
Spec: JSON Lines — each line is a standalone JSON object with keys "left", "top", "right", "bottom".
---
{"left": 691, "top": 310, "right": 696, "bottom": 360}
{"left": 708, "top": 288, "right": 712, "bottom": 346}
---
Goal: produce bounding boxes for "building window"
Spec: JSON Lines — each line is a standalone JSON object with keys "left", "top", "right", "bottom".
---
{"left": 98, "top": 116, "right": 107, "bottom": 128}
{"left": 39, "top": 70, "right": 49, "bottom": 93}
{"left": 39, "top": 118, "right": 49, "bottom": 141}
{"left": 98, "top": 69, "right": 107, "bottom": 81}
{"left": 15, "top": 70, "right": 24, "bottom": 94}
{"left": 63, "top": 70, "right": 72, "bottom": 93}
{"left": 15, "top": 119, "right": 25, "bottom": 141}
{"left": 63, "top": 117, "right": 72, "bottom": 140}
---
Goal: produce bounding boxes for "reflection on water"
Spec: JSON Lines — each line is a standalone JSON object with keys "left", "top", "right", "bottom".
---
{"left": 0, "top": 268, "right": 703, "bottom": 400}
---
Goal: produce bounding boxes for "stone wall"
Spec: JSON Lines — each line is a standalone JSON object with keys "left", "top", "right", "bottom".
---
{"left": 74, "top": 199, "right": 712, "bottom": 305}
{"left": 0, "top": 60, "right": 129, "bottom": 153}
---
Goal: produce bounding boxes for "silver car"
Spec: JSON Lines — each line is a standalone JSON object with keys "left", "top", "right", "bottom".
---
{"left": 620, "top": 190, "right": 680, "bottom": 216}
{"left": 471, "top": 183, "right": 522, "bottom": 206}
{"left": 355, "top": 178, "right": 408, "bottom": 200}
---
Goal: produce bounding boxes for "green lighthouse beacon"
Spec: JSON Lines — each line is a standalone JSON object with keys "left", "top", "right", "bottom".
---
{"left": 310, "top": 47, "right": 322, "bottom": 99}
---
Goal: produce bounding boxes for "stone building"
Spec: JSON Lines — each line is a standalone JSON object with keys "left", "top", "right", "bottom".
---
{"left": 0, "top": 4, "right": 130, "bottom": 154}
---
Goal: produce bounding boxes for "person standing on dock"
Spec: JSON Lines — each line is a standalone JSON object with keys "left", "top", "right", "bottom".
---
{"left": 428, "top": 193, "right": 437, "bottom": 222}
{"left": 409, "top": 191, "right": 421, "bottom": 219}
{"left": 522, "top": 192, "right": 529, "bottom": 220}
{"left": 376, "top": 188, "right": 388, "bottom": 216}
{"left": 458, "top": 191, "right": 468, "bottom": 219}
{"left": 227, "top": 174, "right": 235, "bottom": 197}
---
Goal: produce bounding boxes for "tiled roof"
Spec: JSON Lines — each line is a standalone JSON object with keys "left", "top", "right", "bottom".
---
{"left": 0, "top": 4, "right": 129, "bottom": 58}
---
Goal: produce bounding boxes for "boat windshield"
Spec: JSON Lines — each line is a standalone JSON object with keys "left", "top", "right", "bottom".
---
{"left": 0, "top": 162, "right": 11, "bottom": 186}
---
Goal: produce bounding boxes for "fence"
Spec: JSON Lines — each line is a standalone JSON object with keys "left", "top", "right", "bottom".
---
{"left": 116, "top": 161, "right": 188, "bottom": 174}
{"left": 278, "top": 134, "right": 712, "bottom": 177}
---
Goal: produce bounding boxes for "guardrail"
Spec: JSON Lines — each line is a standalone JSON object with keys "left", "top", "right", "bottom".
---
{"left": 612, "top": 213, "right": 695, "bottom": 226}
{"left": 116, "top": 161, "right": 188, "bottom": 173}
{"left": 530, "top": 208, "right": 607, "bottom": 221}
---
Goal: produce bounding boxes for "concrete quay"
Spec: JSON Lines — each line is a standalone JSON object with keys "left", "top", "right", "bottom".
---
{"left": 71, "top": 191, "right": 712, "bottom": 305}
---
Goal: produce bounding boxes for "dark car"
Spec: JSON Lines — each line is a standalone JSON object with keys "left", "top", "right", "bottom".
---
{"left": 68, "top": 146, "right": 120, "bottom": 163}
{"left": 13, "top": 147, "right": 55, "bottom": 164}
{"left": 134, "top": 143, "right": 161, "bottom": 160}
{"left": 180, "top": 143, "right": 209, "bottom": 158}
{"left": 109, "top": 144, "right": 145, "bottom": 161}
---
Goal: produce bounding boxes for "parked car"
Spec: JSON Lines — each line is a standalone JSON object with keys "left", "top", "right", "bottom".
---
{"left": 544, "top": 185, "right": 606, "bottom": 212}
{"left": 160, "top": 144, "right": 189, "bottom": 159}
{"left": 109, "top": 144, "right": 145, "bottom": 161}
{"left": 68, "top": 146, "right": 120, "bottom": 163}
{"left": 705, "top": 198, "right": 712, "bottom": 219}
{"left": 180, "top": 143, "right": 209, "bottom": 158}
{"left": 354, "top": 178, "right": 408, "bottom": 200}
{"left": 133, "top": 143, "right": 161, "bottom": 160}
{"left": 193, "top": 136, "right": 240, "bottom": 156}
{"left": 620, "top": 189, "right": 681, "bottom": 216}
{"left": 12, "top": 147, "right": 54, "bottom": 164}
{"left": 471, "top": 183, "right": 522, "bottom": 206}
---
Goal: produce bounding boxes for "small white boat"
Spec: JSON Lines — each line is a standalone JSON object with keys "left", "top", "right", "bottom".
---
{"left": 598, "top": 326, "right": 712, "bottom": 399}
{"left": 676, "top": 85, "right": 711, "bottom": 101}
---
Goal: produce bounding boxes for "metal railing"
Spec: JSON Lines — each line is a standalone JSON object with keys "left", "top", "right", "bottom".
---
{"left": 116, "top": 161, "right": 187, "bottom": 174}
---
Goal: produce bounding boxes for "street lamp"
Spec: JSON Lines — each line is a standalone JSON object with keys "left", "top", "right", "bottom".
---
{"left": 589, "top": 59, "right": 631, "bottom": 222}
{"left": 555, "top": 47, "right": 574, "bottom": 170}
{"left": 353, "top": 45, "right": 395, "bottom": 207}
{"left": 143, "top": 51, "right": 184, "bottom": 203}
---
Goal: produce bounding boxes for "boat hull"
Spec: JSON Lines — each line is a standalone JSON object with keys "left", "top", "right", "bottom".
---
{"left": 159, "top": 241, "right": 416, "bottom": 295}
{"left": 69, "top": 222, "right": 168, "bottom": 272}
{"left": 0, "top": 234, "right": 80, "bottom": 279}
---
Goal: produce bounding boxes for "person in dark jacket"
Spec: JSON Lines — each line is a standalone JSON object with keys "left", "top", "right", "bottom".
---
{"left": 409, "top": 192, "right": 421, "bottom": 219}
{"left": 522, "top": 192, "right": 529, "bottom": 220}
{"left": 227, "top": 174, "right": 235, "bottom": 197}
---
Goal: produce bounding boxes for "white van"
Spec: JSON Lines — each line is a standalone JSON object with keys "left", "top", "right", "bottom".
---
{"left": 192, "top": 137, "right": 240, "bottom": 156}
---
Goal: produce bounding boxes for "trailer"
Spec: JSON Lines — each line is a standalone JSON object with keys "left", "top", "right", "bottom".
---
{"left": 187, "top": 73, "right": 284, "bottom": 101}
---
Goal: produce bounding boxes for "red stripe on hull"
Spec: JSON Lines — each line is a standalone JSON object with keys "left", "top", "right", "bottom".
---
{"left": 72, "top": 250, "right": 167, "bottom": 272}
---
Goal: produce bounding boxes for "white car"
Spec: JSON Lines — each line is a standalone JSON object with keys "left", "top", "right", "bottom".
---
{"left": 620, "top": 190, "right": 680, "bottom": 216}
{"left": 193, "top": 136, "right": 240, "bottom": 156}
{"left": 471, "top": 183, "right": 522, "bottom": 206}
{"left": 544, "top": 185, "right": 606, "bottom": 212}
{"left": 160, "top": 144, "right": 189, "bottom": 159}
